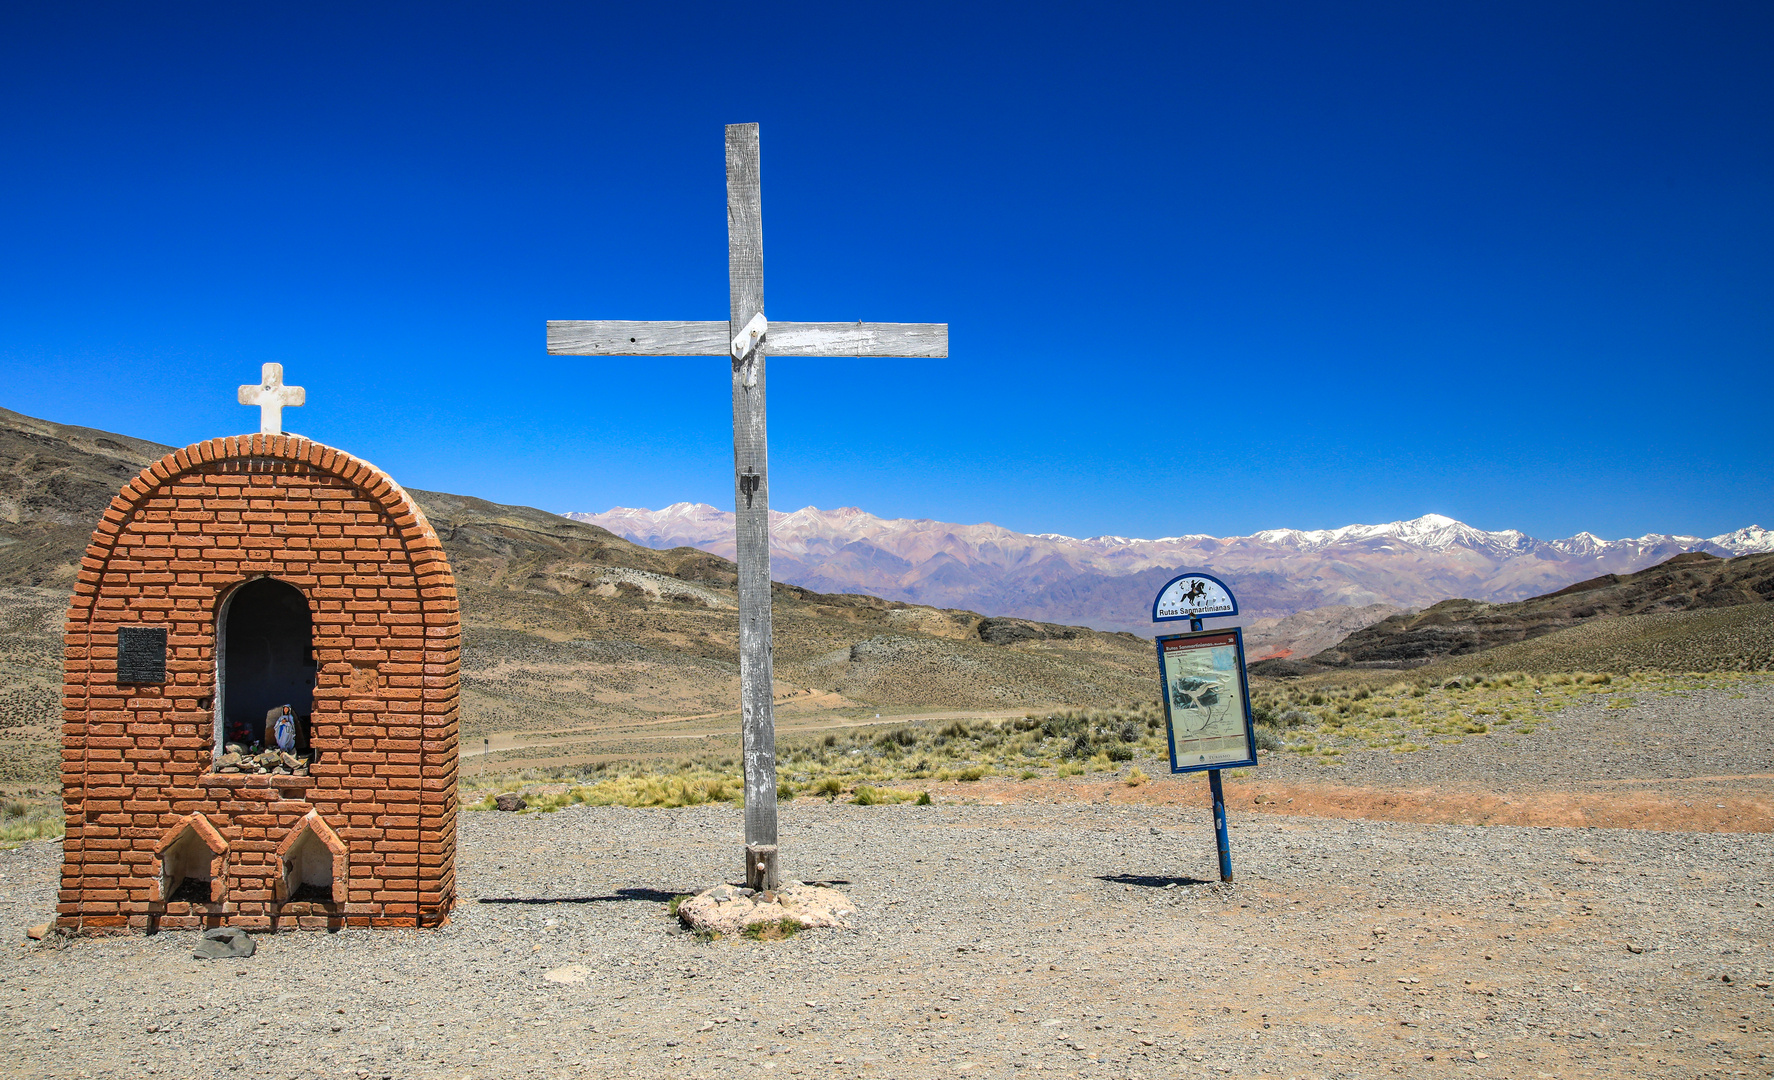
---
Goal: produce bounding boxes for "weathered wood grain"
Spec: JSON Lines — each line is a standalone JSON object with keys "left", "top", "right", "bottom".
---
{"left": 727, "top": 122, "right": 780, "bottom": 888}
{"left": 770, "top": 322, "right": 947, "bottom": 357}
{"left": 745, "top": 844, "right": 779, "bottom": 895}
{"left": 546, "top": 321, "right": 729, "bottom": 356}
{"left": 547, "top": 320, "right": 947, "bottom": 358}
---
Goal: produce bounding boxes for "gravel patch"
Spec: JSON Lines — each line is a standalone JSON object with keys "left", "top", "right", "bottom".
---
{"left": 3, "top": 796, "right": 1770, "bottom": 1078}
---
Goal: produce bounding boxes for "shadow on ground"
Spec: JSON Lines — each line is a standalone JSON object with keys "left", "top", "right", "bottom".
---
{"left": 478, "top": 887, "right": 682, "bottom": 905}
{"left": 1096, "top": 873, "right": 1211, "bottom": 889}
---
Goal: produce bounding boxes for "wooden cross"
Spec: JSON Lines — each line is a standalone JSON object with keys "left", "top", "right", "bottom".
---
{"left": 547, "top": 123, "right": 947, "bottom": 889}
{"left": 238, "top": 363, "right": 305, "bottom": 435}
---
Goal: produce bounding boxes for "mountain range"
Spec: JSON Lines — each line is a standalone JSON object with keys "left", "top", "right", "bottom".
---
{"left": 569, "top": 503, "right": 1774, "bottom": 636}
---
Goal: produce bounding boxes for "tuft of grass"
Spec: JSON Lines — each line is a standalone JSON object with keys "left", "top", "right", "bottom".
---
{"left": 956, "top": 766, "right": 987, "bottom": 782}
{"left": 1018, "top": 769, "right": 1039, "bottom": 780}
{"left": 1125, "top": 768, "right": 1149, "bottom": 787}
{"left": 915, "top": 791, "right": 932, "bottom": 805}
{"left": 876, "top": 727, "right": 919, "bottom": 749}
{"left": 743, "top": 917, "right": 806, "bottom": 941}
{"left": 0, "top": 801, "right": 63, "bottom": 848}
{"left": 852, "top": 785, "right": 919, "bottom": 806}
{"left": 667, "top": 894, "right": 692, "bottom": 917}
{"left": 814, "top": 777, "right": 844, "bottom": 799}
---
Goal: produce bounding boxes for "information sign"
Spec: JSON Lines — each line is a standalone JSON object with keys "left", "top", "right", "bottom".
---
{"left": 1152, "top": 573, "right": 1238, "bottom": 623}
{"left": 1156, "top": 627, "right": 1258, "bottom": 774}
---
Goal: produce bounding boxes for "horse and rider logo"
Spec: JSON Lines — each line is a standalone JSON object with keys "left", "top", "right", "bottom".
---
{"left": 1155, "top": 574, "right": 1234, "bottom": 621}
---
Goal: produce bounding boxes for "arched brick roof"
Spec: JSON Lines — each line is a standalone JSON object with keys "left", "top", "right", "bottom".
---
{"left": 68, "top": 432, "right": 453, "bottom": 617}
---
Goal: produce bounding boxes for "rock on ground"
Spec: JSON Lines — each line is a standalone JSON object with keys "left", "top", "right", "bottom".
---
{"left": 676, "top": 881, "right": 855, "bottom": 936}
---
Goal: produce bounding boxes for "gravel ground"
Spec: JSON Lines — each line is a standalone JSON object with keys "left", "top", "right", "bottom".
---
{"left": 3, "top": 797, "right": 1770, "bottom": 1079}
{"left": 4, "top": 680, "right": 1771, "bottom": 1079}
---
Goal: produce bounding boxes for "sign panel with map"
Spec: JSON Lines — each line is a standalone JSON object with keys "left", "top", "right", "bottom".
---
{"left": 1156, "top": 627, "right": 1258, "bottom": 774}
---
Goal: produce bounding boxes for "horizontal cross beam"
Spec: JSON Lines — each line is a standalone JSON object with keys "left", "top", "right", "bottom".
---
{"left": 547, "top": 320, "right": 947, "bottom": 358}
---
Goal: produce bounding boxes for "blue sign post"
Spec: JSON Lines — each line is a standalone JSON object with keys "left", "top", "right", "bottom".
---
{"left": 1152, "top": 573, "right": 1257, "bottom": 883}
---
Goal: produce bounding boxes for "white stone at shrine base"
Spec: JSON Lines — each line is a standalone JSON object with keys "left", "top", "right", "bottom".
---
{"left": 676, "top": 881, "right": 856, "bottom": 936}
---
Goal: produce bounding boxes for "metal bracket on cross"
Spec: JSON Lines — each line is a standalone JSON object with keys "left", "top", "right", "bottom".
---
{"left": 732, "top": 312, "right": 768, "bottom": 360}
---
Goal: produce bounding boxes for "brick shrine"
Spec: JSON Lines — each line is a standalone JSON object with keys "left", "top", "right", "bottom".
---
{"left": 58, "top": 432, "right": 461, "bottom": 931}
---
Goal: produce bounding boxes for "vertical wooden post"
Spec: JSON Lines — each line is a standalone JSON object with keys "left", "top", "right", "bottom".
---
{"left": 727, "top": 122, "right": 780, "bottom": 890}
{"left": 1208, "top": 768, "right": 1233, "bottom": 882}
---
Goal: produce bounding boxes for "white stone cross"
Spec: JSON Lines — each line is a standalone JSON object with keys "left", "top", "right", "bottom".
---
{"left": 546, "top": 123, "right": 947, "bottom": 890}
{"left": 238, "top": 363, "right": 305, "bottom": 435}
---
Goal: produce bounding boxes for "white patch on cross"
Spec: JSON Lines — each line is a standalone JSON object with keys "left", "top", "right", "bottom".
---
{"left": 238, "top": 363, "right": 306, "bottom": 435}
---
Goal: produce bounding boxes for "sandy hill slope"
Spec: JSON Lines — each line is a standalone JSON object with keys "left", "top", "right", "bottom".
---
{"left": 0, "top": 408, "right": 1153, "bottom": 783}
{"left": 0, "top": 406, "right": 182, "bottom": 586}
{"left": 1278, "top": 551, "right": 1774, "bottom": 673}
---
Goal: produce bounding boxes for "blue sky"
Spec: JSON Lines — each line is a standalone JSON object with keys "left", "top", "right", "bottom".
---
{"left": 2, "top": 2, "right": 1770, "bottom": 542}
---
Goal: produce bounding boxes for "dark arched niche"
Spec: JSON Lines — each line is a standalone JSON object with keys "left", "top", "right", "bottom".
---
{"left": 217, "top": 578, "right": 316, "bottom": 752}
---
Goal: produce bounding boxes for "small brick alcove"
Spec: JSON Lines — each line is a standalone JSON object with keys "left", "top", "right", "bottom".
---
{"left": 58, "top": 433, "right": 460, "bottom": 932}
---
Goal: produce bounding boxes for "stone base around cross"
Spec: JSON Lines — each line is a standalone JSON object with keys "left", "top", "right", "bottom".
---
{"left": 676, "top": 881, "right": 855, "bottom": 937}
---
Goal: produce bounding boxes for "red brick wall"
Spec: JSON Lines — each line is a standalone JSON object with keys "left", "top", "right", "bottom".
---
{"left": 58, "top": 434, "right": 460, "bottom": 931}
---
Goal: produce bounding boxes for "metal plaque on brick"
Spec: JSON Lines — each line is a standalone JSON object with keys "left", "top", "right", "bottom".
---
{"left": 116, "top": 625, "right": 168, "bottom": 683}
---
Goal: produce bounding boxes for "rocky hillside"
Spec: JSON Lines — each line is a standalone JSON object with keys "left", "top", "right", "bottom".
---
{"left": 0, "top": 407, "right": 1155, "bottom": 783}
{"left": 402, "top": 489, "right": 1154, "bottom": 738}
{"left": 0, "top": 406, "right": 181, "bottom": 587}
{"left": 1272, "top": 551, "right": 1774, "bottom": 673}
{"left": 1425, "top": 602, "right": 1774, "bottom": 677}
{"left": 1241, "top": 603, "right": 1408, "bottom": 661}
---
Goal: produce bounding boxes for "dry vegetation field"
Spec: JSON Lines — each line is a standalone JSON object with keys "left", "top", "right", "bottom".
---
{"left": 1249, "top": 669, "right": 1749, "bottom": 760}
{"left": 457, "top": 665, "right": 1774, "bottom": 842}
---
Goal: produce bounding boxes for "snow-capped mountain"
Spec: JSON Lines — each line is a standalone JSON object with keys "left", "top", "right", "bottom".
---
{"left": 565, "top": 505, "right": 1772, "bottom": 635}
{"left": 1702, "top": 525, "right": 1774, "bottom": 555}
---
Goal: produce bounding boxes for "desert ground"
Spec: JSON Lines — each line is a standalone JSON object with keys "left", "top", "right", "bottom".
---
{"left": 3, "top": 678, "right": 1771, "bottom": 1079}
